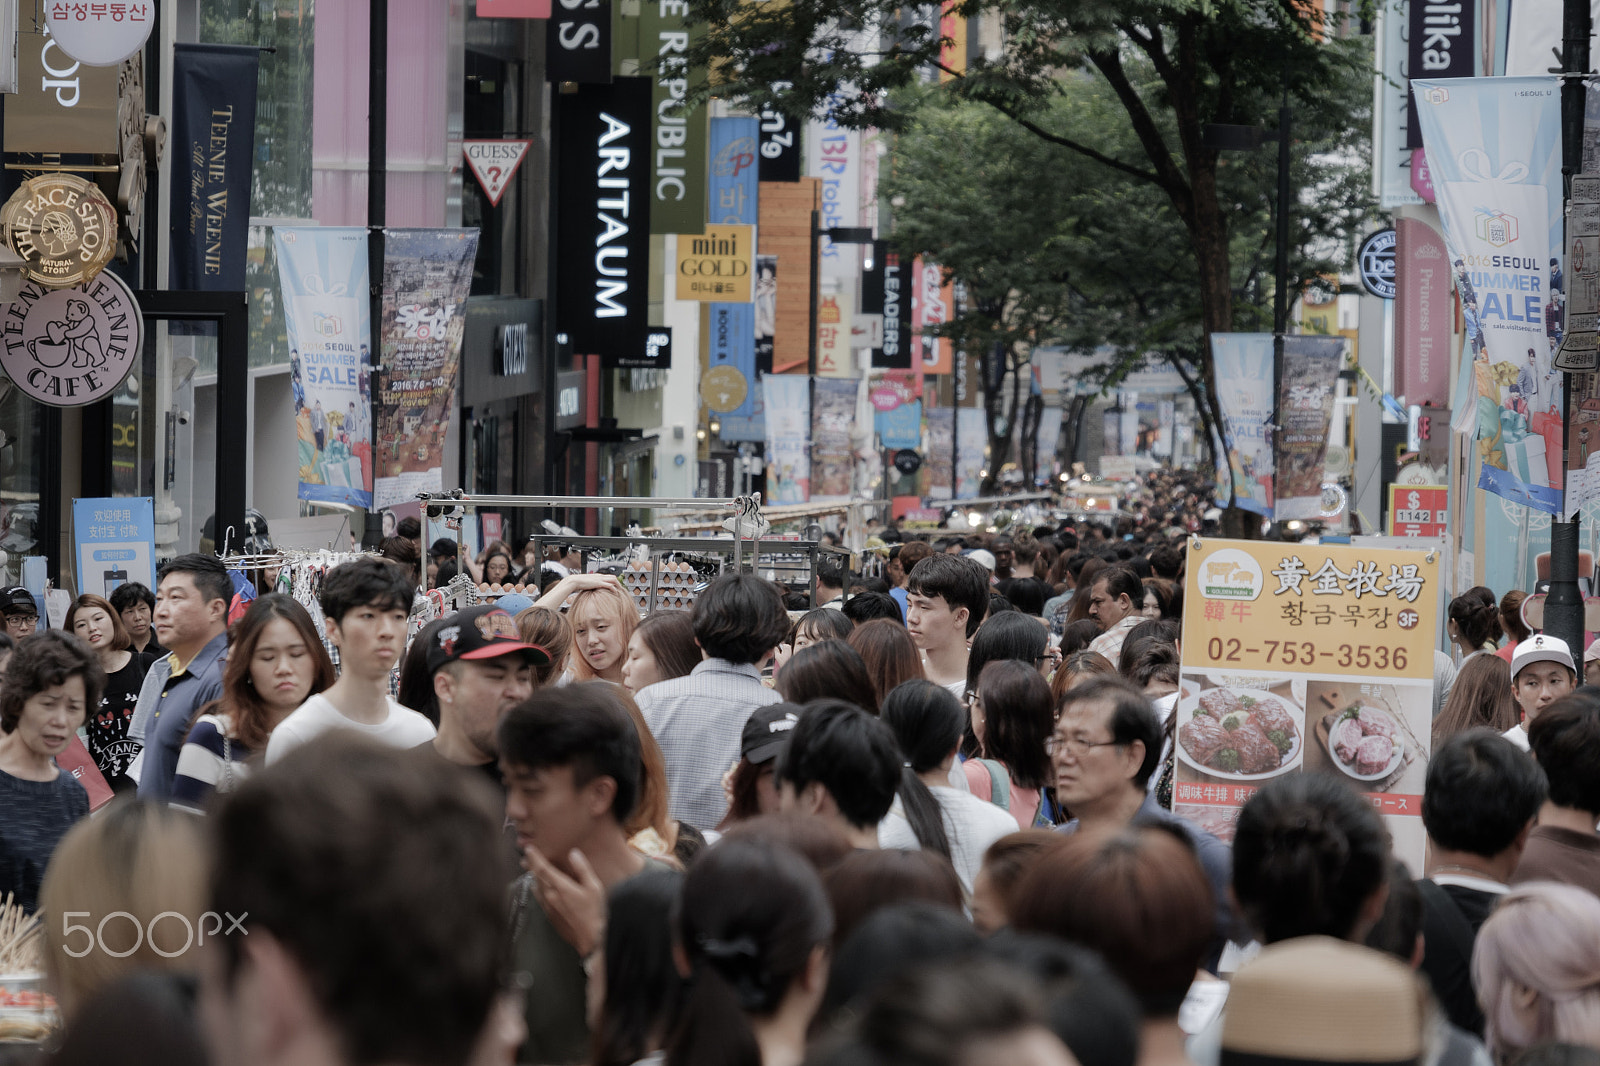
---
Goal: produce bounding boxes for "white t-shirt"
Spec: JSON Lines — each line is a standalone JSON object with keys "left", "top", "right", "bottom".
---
{"left": 265, "top": 693, "right": 437, "bottom": 765}
{"left": 1503, "top": 722, "right": 1531, "bottom": 751}
{"left": 878, "top": 785, "right": 1020, "bottom": 893}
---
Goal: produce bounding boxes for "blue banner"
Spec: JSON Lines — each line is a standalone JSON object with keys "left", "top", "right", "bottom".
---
{"left": 169, "top": 44, "right": 259, "bottom": 294}
{"left": 1412, "top": 76, "right": 1565, "bottom": 514}
{"left": 1210, "top": 333, "right": 1275, "bottom": 517}
{"left": 877, "top": 400, "right": 923, "bottom": 450}
{"left": 708, "top": 116, "right": 759, "bottom": 225}
{"left": 275, "top": 228, "right": 373, "bottom": 509}
{"left": 709, "top": 301, "right": 763, "bottom": 440}
{"left": 73, "top": 497, "right": 156, "bottom": 599}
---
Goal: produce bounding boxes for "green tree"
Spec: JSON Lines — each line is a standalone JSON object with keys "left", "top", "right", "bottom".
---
{"left": 681, "top": 0, "right": 1377, "bottom": 522}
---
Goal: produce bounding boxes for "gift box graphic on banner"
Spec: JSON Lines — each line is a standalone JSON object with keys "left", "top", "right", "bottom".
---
{"left": 1411, "top": 77, "right": 1565, "bottom": 514}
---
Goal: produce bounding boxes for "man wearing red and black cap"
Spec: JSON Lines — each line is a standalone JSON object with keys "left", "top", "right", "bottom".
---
{"left": 414, "top": 604, "right": 550, "bottom": 789}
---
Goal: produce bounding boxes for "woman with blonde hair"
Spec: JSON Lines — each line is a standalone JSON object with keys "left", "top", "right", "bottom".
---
{"left": 534, "top": 573, "right": 639, "bottom": 684}
{"left": 39, "top": 797, "right": 210, "bottom": 1021}
{"left": 1473, "top": 881, "right": 1600, "bottom": 1060}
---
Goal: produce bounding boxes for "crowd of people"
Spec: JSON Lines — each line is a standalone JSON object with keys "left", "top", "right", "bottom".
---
{"left": 5, "top": 469, "right": 1600, "bottom": 1066}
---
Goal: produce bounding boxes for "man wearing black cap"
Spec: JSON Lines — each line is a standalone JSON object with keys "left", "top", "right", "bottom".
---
{"left": 0, "top": 587, "right": 39, "bottom": 640}
{"left": 413, "top": 605, "right": 548, "bottom": 789}
{"left": 737, "top": 704, "right": 801, "bottom": 815}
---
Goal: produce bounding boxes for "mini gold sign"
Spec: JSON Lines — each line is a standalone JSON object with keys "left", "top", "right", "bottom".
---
{"left": 1, "top": 175, "right": 117, "bottom": 289}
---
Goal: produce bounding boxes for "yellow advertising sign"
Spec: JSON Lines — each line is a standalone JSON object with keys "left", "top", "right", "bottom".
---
{"left": 676, "top": 224, "right": 754, "bottom": 302}
{"left": 1176, "top": 537, "right": 1439, "bottom": 868}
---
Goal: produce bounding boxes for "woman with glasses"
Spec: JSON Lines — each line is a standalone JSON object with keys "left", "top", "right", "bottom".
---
{"left": 964, "top": 660, "right": 1058, "bottom": 829}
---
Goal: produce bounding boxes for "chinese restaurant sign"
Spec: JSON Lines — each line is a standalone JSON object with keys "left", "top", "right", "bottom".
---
{"left": 1175, "top": 538, "right": 1438, "bottom": 871}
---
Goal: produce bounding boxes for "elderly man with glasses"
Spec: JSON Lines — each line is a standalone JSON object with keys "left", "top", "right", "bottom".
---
{"left": 1052, "top": 676, "right": 1237, "bottom": 963}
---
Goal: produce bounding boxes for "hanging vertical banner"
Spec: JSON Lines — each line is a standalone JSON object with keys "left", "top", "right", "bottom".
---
{"left": 707, "top": 300, "right": 754, "bottom": 411}
{"left": 927, "top": 406, "right": 954, "bottom": 499}
{"left": 754, "top": 253, "right": 778, "bottom": 374}
{"left": 547, "top": 0, "right": 612, "bottom": 83}
{"left": 1037, "top": 405, "right": 1063, "bottom": 473}
{"left": 1374, "top": 0, "right": 1423, "bottom": 209}
{"left": 169, "top": 44, "right": 259, "bottom": 295}
{"left": 955, "top": 407, "right": 986, "bottom": 499}
{"left": 1210, "top": 332, "right": 1275, "bottom": 517}
{"left": 1274, "top": 336, "right": 1346, "bottom": 520}
{"left": 276, "top": 228, "right": 373, "bottom": 509}
{"left": 812, "top": 377, "right": 856, "bottom": 499}
{"left": 877, "top": 399, "right": 923, "bottom": 450}
{"left": 913, "top": 258, "right": 953, "bottom": 374}
{"left": 640, "top": 0, "right": 708, "bottom": 234}
{"left": 709, "top": 116, "right": 760, "bottom": 225}
{"left": 807, "top": 114, "right": 860, "bottom": 278}
{"left": 763, "top": 373, "right": 811, "bottom": 503}
{"left": 373, "top": 229, "right": 480, "bottom": 509}
{"left": 816, "top": 291, "right": 855, "bottom": 377}
{"left": 1412, "top": 76, "right": 1565, "bottom": 514}
{"left": 554, "top": 77, "right": 652, "bottom": 356}
{"left": 873, "top": 244, "right": 913, "bottom": 369}
{"left": 1174, "top": 537, "right": 1438, "bottom": 870}
{"left": 1406, "top": 1, "right": 1474, "bottom": 149}
{"left": 1394, "top": 210, "right": 1453, "bottom": 407}
{"left": 759, "top": 101, "right": 802, "bottom": 182}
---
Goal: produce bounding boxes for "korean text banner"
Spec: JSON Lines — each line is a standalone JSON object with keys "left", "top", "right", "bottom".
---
{"left": 374, "top": 229, "right": 479, "bottom": 510}
{"left": 276, "top": 228, "right": 373, "bottom": 509}
{"left": 1176, "top": 538, "right": 1438, "bottom": 869}
{"left": 1274, "top": 336, "right": 1345, "bottom": 521}
{"left": 709, "top": 302, "right": 762, "bottom": 440}
{"left": 708, "top": 116, "right": 759, "bottom": 225}
{"left": 169, "top": 44, "right": 258, "bottom": 294}
{"left": 1210, "top": 333, "right": 1275, "bottom": 517}
{"left": 763, "top": 373, "right": 811, "bottom": 504}
{"left": 1411, "top": 77, "right": 1565, "bottom": 514}
{"left": 877, "top": 399, "right": 923, "bottom": 451}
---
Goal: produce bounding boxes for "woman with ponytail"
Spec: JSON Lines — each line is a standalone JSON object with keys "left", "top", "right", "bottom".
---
{"left": 669, "top": 837, "right": 833, "bottom": 1066}
{"left": 1447, "top": 585, "right": 1504, "bottom": 661}
{"left": 877, "top": 680, "right": 1018, "bottom": 892}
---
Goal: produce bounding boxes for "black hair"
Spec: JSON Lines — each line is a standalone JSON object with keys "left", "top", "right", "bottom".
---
{"left": 0, "top": 632, "right": 13, "bottom": 652}
{"left": 1528, "top": 692, "right": 1600, "bottom": 815}
{"left": 109, "top": 581, "right": 157, "bottom": 614}
{"left": 795, "top": 607, "right": 855, "bottom": 645}
{"left": 396, "top": 516, "right": 421, "bottom": 540}
{"left": 497, "top": 683, "right": 643, "bottom": 823}
{"left": 47, "top": 970, "right": 207, "bottom": 1066}
{"left": 1000, "top": 578, "right": 1047, "bottom": 616}
{"left": 1232, "top": 773, "right": 1390, "bottom": 943}
{"left": 1093, "top": 566, "right": 1143, "bottom": 608}
{"left": 965, "top": 612, "right": 1049, "bottom": 697}
{"left": 429, "top": 538, "right": 458, "bottom": 561}
{"left": 1115, "top": 619, "right": 1181, "bottom": 677}
{"left": 818, "top": 903, "right": 984, "bottom": 1028}
{"left": 986, "top": 933, "right": 1143, "bottom": 1066}
{"left": 853, "top": 576, "right": 891, "bottom": 595}
{"left": 693, "top": 574, "right": 792, "bottom": 664}
{"left": 817, "top": 561, "right": 847, "bottom": 592}
{"left": 318, "top": 556, "right": 417, "bottom": 622}
{"left": 1059, "top": 618, "right": 1103, "bottom": 656}
{"left": 775, "top": 699, "right": 902, "bottom": 829}
{"left": 841, "top": 592, "right": 902, "bottom": 625}
{"left": 986, "top": 592, "right": 1017, "bottom": 618}
{"left": 1056, "top": 677, "right": 1163, "bottom": 788}
{"left": 1124, "top": 556, "right": 1152, "bottom": 580}
{"left": 595, "top": 869, "right": 688, "bottom": 1066}
{"left": 880, "top": 680, "right": 964, "bottom": 859}
{"left": 779, "top": 640, "right": 880, "bottom": 715}
{"left": 396, "top": 616, "right": 449, "bottom": 727}
{"left": 1423, "top": 728, "right": 1548, "bottom": 855}
{"left": 1363, "top": 858, "right": 1421, "bottom": 963}
{"left": 1448, "top": 585, "right": 1503, "bottom": 650}
{"left": 906, "top": 554, "right": 991, "bottom": 638}
{"left": 157, "top": 553, "right": 233, "bottom": 611}
{"left": 1147, "top": 545, "right": 1182, "bottom": 581}
{"left": 669, "top": 838, "right": 832, "bottom": 1066}
{"left": 0, "top": 629, "right": 106, "bottom": 734}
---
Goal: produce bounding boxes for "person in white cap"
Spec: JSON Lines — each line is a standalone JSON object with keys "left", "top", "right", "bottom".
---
{"left": 1585, "top": 637, "right": 1600, "bottom": 687}
{"left": 1506, "top": 634, "right": 1578, "bottom": 751}
{"left": 965, "top": 549, "right": 997, "bottom": 584}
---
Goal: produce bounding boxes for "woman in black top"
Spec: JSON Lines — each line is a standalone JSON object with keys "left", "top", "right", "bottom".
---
{"left": 67, "top": 593, "right": 151, "bottom": 792}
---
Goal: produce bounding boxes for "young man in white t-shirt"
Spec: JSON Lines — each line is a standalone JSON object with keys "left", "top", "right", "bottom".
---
{"left": 904, "top": 553, "right": 990, "bottom": 698}
{"left": 266, "top": 558, "right": 435, "bottom": 763}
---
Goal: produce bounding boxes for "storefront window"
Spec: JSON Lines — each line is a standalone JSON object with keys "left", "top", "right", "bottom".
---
{"left": 0, "top": 386, "right": 44, "bottom": 583}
